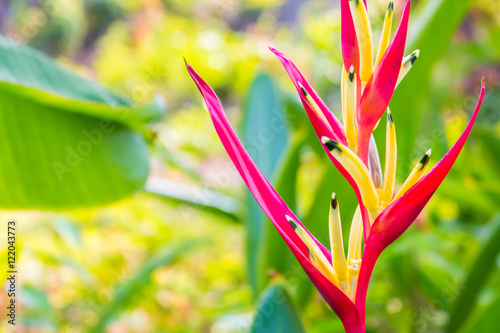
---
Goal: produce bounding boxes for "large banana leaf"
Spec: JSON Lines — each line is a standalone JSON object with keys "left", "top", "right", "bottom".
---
{"left": 0, "top": 35, "right": 164, "bottom": 126}
{"left": 0, "top": 34, "right": 165, "bottom": 209}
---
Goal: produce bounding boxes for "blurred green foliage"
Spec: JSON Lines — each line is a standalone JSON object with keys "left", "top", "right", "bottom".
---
{"left": 0, "top": 0, "right": 499, "bottom": 332}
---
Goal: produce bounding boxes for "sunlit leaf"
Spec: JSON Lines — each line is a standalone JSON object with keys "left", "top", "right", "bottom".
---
{"left": 0, "top": 34, "right": 164, "bottom": 126}
{"left": 145, "top": 176, "right": 240, "bottom": 219}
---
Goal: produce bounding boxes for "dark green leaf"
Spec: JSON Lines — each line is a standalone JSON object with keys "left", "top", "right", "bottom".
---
{"left": 445, "top": 215, "right": 500, "bottom": 333}
{"left": 250, "top": 281, "right": 306, "bottom": 333}
{"left": 462, "top": 297, "right": 500, "bottom": 333}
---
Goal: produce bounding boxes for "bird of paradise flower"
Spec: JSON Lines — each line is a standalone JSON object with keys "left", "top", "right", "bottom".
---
{"left": 186, "top": 0, "right": 485, "bottom": 332}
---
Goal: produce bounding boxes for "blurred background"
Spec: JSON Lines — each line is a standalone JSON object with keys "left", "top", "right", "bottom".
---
{"left": 0, "top": 0, "right": 498, "bottom": 332}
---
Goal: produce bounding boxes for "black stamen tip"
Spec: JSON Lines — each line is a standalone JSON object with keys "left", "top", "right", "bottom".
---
{"left": 388, "top": 1, "right": 394, "bottom": 12}
{"left": 419, "top": 153, "right": 430, "bottom": 169}
{"left": 286, "top": 216, "right": 298, "bottom": 230}
{"left": 409, "top": 55, "right": 418, "bottom": 65}
{"left": 323, "top": 139, "right": 342, "bottom": 154}
{"left": 387, "top": 111, "right": 393, "bottom": 123}
{"left": 348, "top": 67, "right": 355, "bottom": 82}
{"left": 331, "top": 194, "right": 338, "bottom": 210}
{"left": 300, "top": 86, "right": 308, "bottom": 97}
{"left": 183, "top": 57, "right": 191, "bottom": 71}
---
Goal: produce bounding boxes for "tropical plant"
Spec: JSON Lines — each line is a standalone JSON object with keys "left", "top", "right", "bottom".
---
{"left": 185, "top": 0, "right": 486, "bottom": 331}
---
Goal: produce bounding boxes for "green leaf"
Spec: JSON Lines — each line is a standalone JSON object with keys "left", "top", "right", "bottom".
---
{"left": 19, "top": 285, "right": 53, "bottom": 313}
{"left": 153, "top": 139, "right": 202, "bottom": 181}
{"left": 260, "top": 134, "right": 304, "bottom": 288}
{"left": 19, "top": 317, "right": 57, "bottom": 331}
{"left": 282, "top": 95, "right": 325, "bottom": 157}
{"left": 387, "top": 0, "right": 475, "bottom": 171}
{"left": 474, "top": 128, "right": 500, "bottom": 179}
{"left": 92, "top": 239, "right": 202, "bottom": 333}
{"left": 241, "top": 73, "right": 289, "bottom": 297}
{"left": 416, "top": 250, "right": 459, "bottom": 302}
{"left": 0, "top": 34, "right": 164, "bottom": 126}
{"left": 52, "top": 217, "right": 83, "bottom": 248}
{"left": 18, "top": 286, "right": 56, "bottom": 329}
{"left": 0, "top": 102, "right": 149, "bottom": 208}
{"left": 145, "top": 176, "right": 240, "bottom": 219}
{"left": 250, "top": 281, "right": 306, "bottom": 333}
{"left": 437, "top": 180, "right": 497, "bottom": 221}
{"left": 0, "top": 34, "right": 166, "bottom": 209}
{"left": 462, "top": 297, "right": 500, "bottom": 333}
{"left": 445, "top": 215, "right": 500, "bottom": 333}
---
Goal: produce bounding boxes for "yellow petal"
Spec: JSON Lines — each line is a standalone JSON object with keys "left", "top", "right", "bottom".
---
{"left": 349, "top": 0, "right": 374, "bottom": 84}
{"left": 287, "top": 216, "right": 340, "bottom": 287}
{"left": 381, "top": 109, "right": 397, "bottom": 208}
{"left": 321, "top": 137, "right": 380, "bottom": 219}
{"left": 393, "top": 149, "right": 431, "bottom": 201}
{"left": 375, "top": 1, "right": 394, "bottom": 66}
{"left": 347, "top": 206, "right": 363, "bottom": 264}
{"left": 329, "top": 193, "right": 348, "bottom": 293}
{"left": 346, "top": 66, "right": 358, "bottom": 153}
{"left": 396, "top": 50, "right": 420, "bottom": 86}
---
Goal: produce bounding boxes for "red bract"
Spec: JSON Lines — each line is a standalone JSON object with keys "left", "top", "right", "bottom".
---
{"left": 186, "top": 0, "right": 485, "bottom": 331}
{"left": 186, "top": 63, "right": 363, "bottom": 331}
{"left": 357, "top": 0, "right": 410, "bottom": 163}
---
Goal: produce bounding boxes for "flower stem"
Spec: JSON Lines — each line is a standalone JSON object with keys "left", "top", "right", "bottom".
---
{"left": 354, "top": 241, "right": 383, "bottom": 324}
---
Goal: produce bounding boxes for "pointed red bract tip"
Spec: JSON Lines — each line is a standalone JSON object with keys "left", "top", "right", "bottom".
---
{"left": 354, "top": 80, "right": 485, "bottom": 323}
{"left": 369, "top": 81, "right": 486, "bottom": 250}
{"left": 269, "top": 47, "right": 348, "bottom": 145}
{"left": 186, "top": 64, "right": 364, "bottom": 330}
{"left": 340, "top": 0, "right": 360, "bottom": 75}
